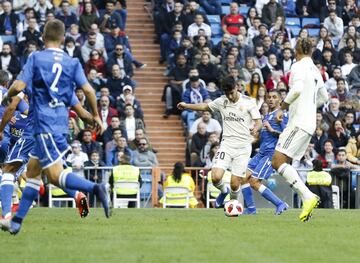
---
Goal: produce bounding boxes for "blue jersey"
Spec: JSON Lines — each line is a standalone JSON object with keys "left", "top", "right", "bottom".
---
{"left": 9, "top": 111, "right": 28, "bottom": 146}
{"left": 17, "top": 48, "right": 87, "bottom": 135}
{"left": 259, "top": 109, "right": 288, "bottom": 154}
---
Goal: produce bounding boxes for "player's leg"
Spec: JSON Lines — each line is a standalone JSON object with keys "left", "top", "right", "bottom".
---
{"left": 272, "top": 128, "right": 319, "bottom": 221}
{"left": 240, "top": 170, "right": 256, "bottom": 214}
{"left": 0, "top": 161, "right": 22, "bottom": 219}
{"left": 211, "top": 167, "right": 228, "bottom": 208}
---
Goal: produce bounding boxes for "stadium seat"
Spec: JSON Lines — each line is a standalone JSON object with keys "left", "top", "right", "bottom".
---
{"left": 308, "top": 28, "right": 320, "bottom": 37}
{"left": 288, "top": 25, "right": 301, "bottom": 37}
{"left": 211, "top": 36, "right": 223, "bottom": 45}
{"left": 239, "top": 6, "right": 250, "bottom": 16}
{"left": 211, "top": 23, "right": 223, "bottom": 37}
{"left": 140, "top": 170, "right": 152, "bottom": 206}
{"left": 0, "top": 35, "right": 16, "bottom": 44}
{"left": 221, "top": 5, "right": 230, "bottom": 15}
{"left": 207, "top": 15, "right": 221, "bottom": 24}
{"left": 302, "top": 17, "right": 321, "bottom": 28}
{"left": 332, "top": 185, "right": 340, "bottom": 209}
{"left": 285, "top": 17, "right": 301, "bottom": 27}
{"left": 163, "top": 186, "right": 190, "bottom": 208}
{"left": 113, "top": 181, "right": 140, "bottom": 208}
{"left": 18, "top": 12, "right": 25, "bottom": 22}
{"left": 48, "top": 184, "right": 76, "bottom": 208}
{"left": 220, "top": 0, "right": 232, "bottom": 4}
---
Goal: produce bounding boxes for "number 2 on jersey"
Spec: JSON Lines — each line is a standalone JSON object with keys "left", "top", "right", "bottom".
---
{"left": 50, "top": 63, "right": 62, "bottom": 93}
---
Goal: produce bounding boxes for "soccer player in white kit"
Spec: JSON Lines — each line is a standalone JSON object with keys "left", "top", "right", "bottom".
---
{"left": 178, "top": 76, "right": 262, "bottom": 208}
{"left": 271, "top": 38, "right": 329, "bottom": 222}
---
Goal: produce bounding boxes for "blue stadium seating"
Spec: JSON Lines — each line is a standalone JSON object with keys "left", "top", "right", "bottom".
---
{"left": 207, "top": 15, "right": 221, "bottom": 24}
{"left": 220, "top": 0, "right": 232, "bottom": 4}
{"left": 288, "top": 26, "right": 301, "bottom": 37}
{"left": 221, "top": 5, "right": 230, "bottom": 15}
{"left": 211, "top": 36, "right": 223, "bottom": 45}
{"left": 211, "top": 23, "right": 223, "bottom": 37}
{"left": 18, "top": 12, "right": 25, "bottom": 22}
{"left": 302, "top": 17, "right": 321, "bottom": 28}
{"left": 285, "top": 17, "right": 301, "bottom": 27}
{"left": 239, "top": 6, "right": 250, "bottom": 16}
{"left": 0, "top": 35, "right": 16, "bottom": 44}
{"left": 308, "top": 28, "right": 320, "bottom": 37}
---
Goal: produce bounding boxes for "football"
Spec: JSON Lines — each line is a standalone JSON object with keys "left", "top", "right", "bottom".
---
{"left": 224, "top": 200, "right": 243, "bottom": 217}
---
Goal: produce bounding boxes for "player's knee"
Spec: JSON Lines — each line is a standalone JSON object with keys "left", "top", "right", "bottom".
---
{"left": 3, "top": 164, "right": 19, "bottom": 174}
{"left": 249, "top": 178, "right": 260, "bottom": 191}
{"left": 211, "top": 170, "right": 222, "bottom": 184}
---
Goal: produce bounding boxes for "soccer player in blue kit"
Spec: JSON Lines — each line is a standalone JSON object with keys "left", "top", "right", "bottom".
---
{"left": 0, "top": 19, "right": 110, "bottom": 234}
{"left": 241, "top": 89, "right": 289, "bottom": 215}
{"left": 0, "top": 90, "right": 96, "bottom": 221}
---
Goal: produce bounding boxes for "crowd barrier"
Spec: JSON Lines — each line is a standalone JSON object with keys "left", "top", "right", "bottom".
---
{"left": 44, "top": 166, "right": 360, "bottom": 209}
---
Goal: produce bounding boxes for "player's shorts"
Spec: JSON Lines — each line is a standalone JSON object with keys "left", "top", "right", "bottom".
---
{"left": 212, "top": 140, "right": 251, "bottom": 178}
{"left": 275, "top": 126, "right": 311, "bottom": 161}
{"left": 5, "top": 137, "right": 33, "bottom": 165}
{"left": 30, "top": 133, "right": 71, "bottom": 169}
{"left": 248, "top": 152, "right": 274, "bottom": 180}
{"left": 0, "top": 126, "right": 11, "bottom": 163}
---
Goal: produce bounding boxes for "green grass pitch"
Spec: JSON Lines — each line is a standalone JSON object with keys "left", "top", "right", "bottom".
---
{"left": 1, "top": 208, "right": 360, "bottom": 263}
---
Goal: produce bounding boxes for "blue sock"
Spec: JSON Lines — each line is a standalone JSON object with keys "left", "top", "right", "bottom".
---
{"left": 59, "top": 171, "right": 95, "bottom": 194}
{"left": 259, "top": 185, "right": 283, "bottom": 206}
{"left": 241, "top": 183, "right": 256, "bottom": 210}
{"left": 15, "top": 178, "right": 41, "bottom": 220}
{"left": 1, "top": 173, "right": 15, "bottom": 218}
{"left": 63, "top": 188, "right": 78, "bottom": 199}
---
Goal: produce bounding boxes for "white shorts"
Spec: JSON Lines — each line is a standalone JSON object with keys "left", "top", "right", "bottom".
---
{"left": 212, "top": 141, "right": 251, "bottom": 177}
{"left": 275, "top": 126, "right": 312, "bottom": 161}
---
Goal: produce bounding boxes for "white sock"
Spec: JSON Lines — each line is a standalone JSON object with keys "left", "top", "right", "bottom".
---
{"left": 213, "top": 180, "right": 228, "bottom": 194}
{"left": 277, "top": 163, "right": 314, "bottom": 200}
{"left": 230, "top": 186, "right": 241, "bottom": 200}
{"left": 258, "top": 184, "right": 266, "bottom": 194}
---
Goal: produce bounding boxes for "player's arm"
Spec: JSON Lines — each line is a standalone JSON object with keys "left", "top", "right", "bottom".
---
{"left": 316, "top": 82, "right": 328, "bottom": 108}
{"left": 177, "top": 102, "right": 210, "bottom": 111}
{"left": 0, "top": 95, "right": 21, "bottom": 140}
{"left": 71, "top": 102, "right": 94, "bottom": 126}
{"left": 250, "top": 118, "right": 262, "bottom": 136}
{"left": 2, "top": 80, "right": 26, "bottom": 105}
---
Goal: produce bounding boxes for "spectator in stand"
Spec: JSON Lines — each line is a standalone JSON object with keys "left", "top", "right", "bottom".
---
{"left": 328, "top": 119, "right": 349, "bottom": 150}
{"left": 341, "top": 51, "right": 357, "bottom": 78}
{"left": 198, "top": 0, "right": 221, "bottom": 15}
{"left": 218, "top": 53, "right": 244, "bottom": 80}
{"left": 321, "top": 48, "right": 339, "bottom": 77}
{"left": 181, "top": 68, "right": 211, "bottom": 130}
{"left": 196, "top": 53, "right": 219, "bottom": 85}
{"left": 133, "top": 138, "right": 159, "bottom": 167}
{"left": 295, "top": 0, "right": 323, "bottom": 18}
{"left": 189, "top": 110, "right": 221, "bottom": 138}
{"left": 338, "top": 25, "right": 360, "bottom": 51}
{"left": 243, "top": 57, "right": 264, "bottom": 84}
{"left": 88, "top": 68, "right": 105, "bottom": 94}
{"left": 98, "top": 95, "right": 118, "bottom": 130}
{"left": 324, "top": 97, "right": 346, "bottom": 127}
{"left": 56, "top": 0, "right": 78, "bottom": 30}
{"left": 247, "top": 16, "right": 261, "bottom": 41}
{"left": 65, "top": 24, "right": 83, "bottom": 46}
{"left": 317, "top": 139, "right": 336, "bottom": 168}
{"left": 190, "top": 122, "right": 208, "bottom": 166}
{"left": 342, "top": 0, "right": 359, "bottom": 25}
{"left": 89, "top": 23, "right": 105, "bottom": 47}
{"left": 263, "top": 35, "right": 280, "bottom": 58}
{"left": 281, "top": 48, "right": 294, "bottom": 75}
{"left": 84, "top": 150, "right": 106, "bottom": 183}
{"left": 106, "top": 136, "right": 133, "bottom": 166}
{"left": 81, "top": 31, "right": 107, "bottom": 63}
{"left": 116, "top": 86, "right": 144, "bottom": 120}
{"left": 245, "top": 7, "right": 258, "bottom": 28}
{"left": 99, "top": 0, "right": 123, "bottom": 32}
{"left": 254, "top": 45, "right": 268, "bottom": 70}
{"left": 104, "top": 22, "right": 131, "bottom": 54}
{"left": 120, "top": 104, "right": 145, "bottom": 142}
{"left": 0, "top": 43, "right": 20, "bottom": 81}
{"left": 0, "top": 1, "right": 19, "bottom": 35}
{"left": 103, "top": 120, "right": 127, "bottom": 150}
{"left": 34, "top": 0, "right": 55, "bottom": 26}
{"left": 245, "top": 72, "right": 264, "bottom": 99}
{"left": 19, "top": 40, "right": 38, "bottom": 67}
{"left": 197, "top": 46, "right": 220, "bottom": 66}
{"left": 128, "top": 128, "right": 154, "bottom": 152}
{"left": 311, "top": 126, "right": 329, "bottom": 156}
{"left": 200, "top": 132, "right": 219, "bottom": 166}
{"left": 153, "top": 0, "right": 176, "bottom": 42}
{"left": 183, "top": 1, "right": 210, "bottom": 31}
{"left": 261, "top": 0, "right": 285, "bottom": 27}
{"left": 206, "top": 82, "right": 222, "bottom": 101}
{"left": 261, "top": 53, "right": 282, "bottom": 83}
{"left": 330, "top": 78, "right": 353, "bottom": 106}
{"left": 67, "top": 116, "right": 80, "bottom": 144}
{"left": 85, "top": 49, "right": 106, "bottom": 76}
{"left": 269, "top": 16, "right": 291, "bottom": 42}
{"left": 320, "top": 0, "right": 342, "bottom": 22}
{"left": 106, "top": 64, "right": 133, "bottom": 100}
{"left": 162, "top": 54, "right": 190, "bottom": 118}
{"left": 39, "top": 11, "right": 56, "bottom": 33}
{"left": 16, "top": 7, "right": 39, "bottom": 40}
{"left": 221, "top": 2, "right": 245, "bottom": 41}
{"left": 64, "top": 36, "right": 84, "bottom": 65}
{"left": 236, "top": 34, "right": 253, "bottom": 67}
{"left": 81, "top": 129, "right": 103, "bottom": 159}
{"left": 344, "top": 111, "right": 357, "bottom": 137}
{"left": 79, "top": 1, "right": 99, "bottom": 34}
{"left": 212, "top": 33, "right": 232, "bottom": 61}
{"left": 346, "top": 131, "right": 360, "bottom": 165}
{"left": 187, "top": 13, "right": 211, "bottom": 41}
{"left": 66, "top": 140, "right": 89, "bottom": 178}
{"left": 347, "top": 61, "right": 360, "bottom": 91}
{"left": 325, "top": 67, "right": 348, "bottom": 92}
{"left": 324, "top": 10, "right": 344, "bottom": 46}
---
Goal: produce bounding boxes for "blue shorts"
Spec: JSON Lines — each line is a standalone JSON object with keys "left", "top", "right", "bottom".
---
{"left": 247, "top": 152, "right": 275, "bottom": 180}
{"left": 30, "top": 133, "right": 71, "bottom": 169}
{"left": 6, "top": 137, "right": 33, "bottom": 165}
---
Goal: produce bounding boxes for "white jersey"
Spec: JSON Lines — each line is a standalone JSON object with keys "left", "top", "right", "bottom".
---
{"left": 285, "top": 57, "right": 328, "bottom": 135}
{"left": 208, "top": 93, "right": 261, "bottom": 147}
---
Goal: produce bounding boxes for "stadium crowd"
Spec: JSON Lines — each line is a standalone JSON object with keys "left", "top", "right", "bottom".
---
{"left": 0, "top": 0, "right": 163, "bottom": 182}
